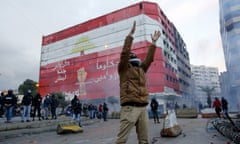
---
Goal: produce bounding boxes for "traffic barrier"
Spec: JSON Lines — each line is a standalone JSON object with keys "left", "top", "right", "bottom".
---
{"left": 176, "top": 108, "right": 198, "bottom": 118}
{"left": 212, "top": 119, "right": 240, "bottom": 144}
{"left": 110, "top": 112, "right": 120, "bottom": 119}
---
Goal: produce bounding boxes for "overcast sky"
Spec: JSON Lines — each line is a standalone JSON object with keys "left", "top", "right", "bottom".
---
{"left": 0, "top": 0, "right": 225, "bottom": 90}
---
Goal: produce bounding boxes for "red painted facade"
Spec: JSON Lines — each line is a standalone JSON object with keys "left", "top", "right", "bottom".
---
{"left": 39, "top": 2, "right": 180, "bottom": 99}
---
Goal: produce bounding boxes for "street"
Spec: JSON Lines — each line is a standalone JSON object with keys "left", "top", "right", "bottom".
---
{"left": 0, "top": 118, "right": 233, "bottom": 144}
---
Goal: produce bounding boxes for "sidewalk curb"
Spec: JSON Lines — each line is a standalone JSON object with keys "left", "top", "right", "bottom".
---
{"left": 0, "top": 117, "right": 71, "bottom": 132}
{"left": 0, "top": 119, "right": 99, "bottom": 140}
{"left": 0, "top": 118, "right": 100, "bottom": 140}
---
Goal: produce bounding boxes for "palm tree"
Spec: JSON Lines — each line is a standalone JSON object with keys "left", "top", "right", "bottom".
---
{"left": 199, "top": 86, "right": 216, "bottom": 108}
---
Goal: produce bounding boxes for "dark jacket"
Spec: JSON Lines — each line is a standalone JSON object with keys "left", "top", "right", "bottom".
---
{"left": 71, "top": 98, "right": 82, "bottom": 114}
{"left": 43, "top": 96, "right": 51, "bottom": 108}
{"left": 0, "top": 92, "right": 4, "bottom": 106}
{"left": 22, "top": 92, "right": 33, "bottom": 106}
{"left": 103, "top": 103, "right": 108, "bottom": 112}
{"left": 221, "top": 97, "right": 228, "bottom": 110}
{"left": 33, "top": 93, "right": 42, "bottom": 107}
{"left": 3, "top": 90, "right": 17, "bottom": 107}
{"left": 118, "top": 35, "right": 156, "bottom": 105}
{"left": 50, "top": 95, "right": 58, "bottom": 108}
{"left": 150, "top": 99, "right": 158, "bottom": 111}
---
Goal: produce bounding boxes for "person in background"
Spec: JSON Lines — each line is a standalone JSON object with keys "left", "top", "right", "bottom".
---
{"left": 212, "top": 97, "right": 222, "bottom": 118}
{"left": 115, "top": 21, "right": 161, "bottom": 144}
{"left": 221, "top": 97, "right": 228, "bottom": 118}
{"left": 0, "top": 92, "right": 4, "bottom": 117}
{"left": 97, "top": 103, "right": 103, "bottom": 119}
{"left": 50, "top": 94, "right": 58, "bottom": 119}
{"left": 21, "top": 90, "right": 33, "bottom": 122}
{"left": 88, "top": 103, "right": 94, "bottom": 119}
{"left": 82, "top": 103, "right": 88, "bottom": 117}
{"left": 221, "top": 96, "right": 236, "bottom": 126}
{"left": 175, "top": 102, "right": 180, "bottom": 110}
{"left": 150, "top": 98, "right": 160, "bottom": 124}
{"left": 32, "top": 93, "right": 42, "bottom": 121}
{"left": 71, "top": 95, "right": 82, "bottom": 127}
{"left": 43, "top": 94, "right": 51, "bottom": 120}
{"left": 3, "top": 89, "right": 17, "bottom": 123}
{"left": 103, "top": 102, "right": 109, "bottom": 121}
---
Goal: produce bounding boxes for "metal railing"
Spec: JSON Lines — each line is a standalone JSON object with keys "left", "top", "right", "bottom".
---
{"left": 210, "top": 118, "right": 240, "bottom": 144}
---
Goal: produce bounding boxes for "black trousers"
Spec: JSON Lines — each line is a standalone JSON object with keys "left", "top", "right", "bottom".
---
{"left": 152, "top": 110, "right": 159, "bottom": 122}
{"left": 215, "top": 107, "right": 221, "bottom": 118}
{"left": 33, "top": 106, "right": 41, "bottom": 119}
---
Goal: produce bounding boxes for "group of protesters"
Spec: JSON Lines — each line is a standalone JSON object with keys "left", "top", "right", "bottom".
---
{"left": 70, "top": 95, "right": 109, "bottom": 126}
{"left": 0, "top": 90, "right": 109, "bottom": 125}
{"left": 0, "top": 89, "right": 59, "bottom": 123}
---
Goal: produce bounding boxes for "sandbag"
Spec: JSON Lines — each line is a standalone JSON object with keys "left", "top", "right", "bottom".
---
{"left": 161, "top": 110, "right": 182, "bottom": 137}
{"left": 160, "top": 125, "right": 182, "bottom": 137}
{"left": 56, "top": 121, "right": 83, "bottom": 134}
{"left": 164, "top": 111, "right": 178, "bottom": 128}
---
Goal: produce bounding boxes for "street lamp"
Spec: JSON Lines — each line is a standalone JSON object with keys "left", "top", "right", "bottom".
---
{"left": 36, "top": 83, "right": 39, "bottom": 87}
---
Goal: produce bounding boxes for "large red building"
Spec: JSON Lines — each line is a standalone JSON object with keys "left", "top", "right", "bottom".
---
{"left": 39, "top": 1, "right": 191, "bottom": 102}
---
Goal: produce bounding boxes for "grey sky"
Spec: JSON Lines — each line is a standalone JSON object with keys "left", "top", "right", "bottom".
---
{"left": 0, "top": 0, "right": 225, "bottom": 90}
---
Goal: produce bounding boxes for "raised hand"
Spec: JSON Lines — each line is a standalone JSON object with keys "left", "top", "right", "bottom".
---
{"left": 151, "top": 30, "right": 161, "bottom": 44}
{"left": 128, "top": 21, "right": 136, "bottom": 36}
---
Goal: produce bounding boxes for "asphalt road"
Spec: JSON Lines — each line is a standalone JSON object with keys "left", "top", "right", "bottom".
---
{"left": 0, "top": 117, "right": 234, "bottom": 144}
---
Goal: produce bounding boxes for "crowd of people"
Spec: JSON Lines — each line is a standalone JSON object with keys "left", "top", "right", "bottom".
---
{"left": 0, "top": 89, "right": 59, "bottom": 123}
{"left": 70, "top": 95, "right": 109, "bottom": 126}
{"left": 0, "top": 90, "right": 109, "bottom": 124}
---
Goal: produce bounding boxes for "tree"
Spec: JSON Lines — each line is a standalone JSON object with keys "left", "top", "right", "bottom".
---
{"left": 18, "top": 79, "right": 38, "bottom": 96}
{"left": 199, "top": 86, "right": 216, "bottom": 108}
